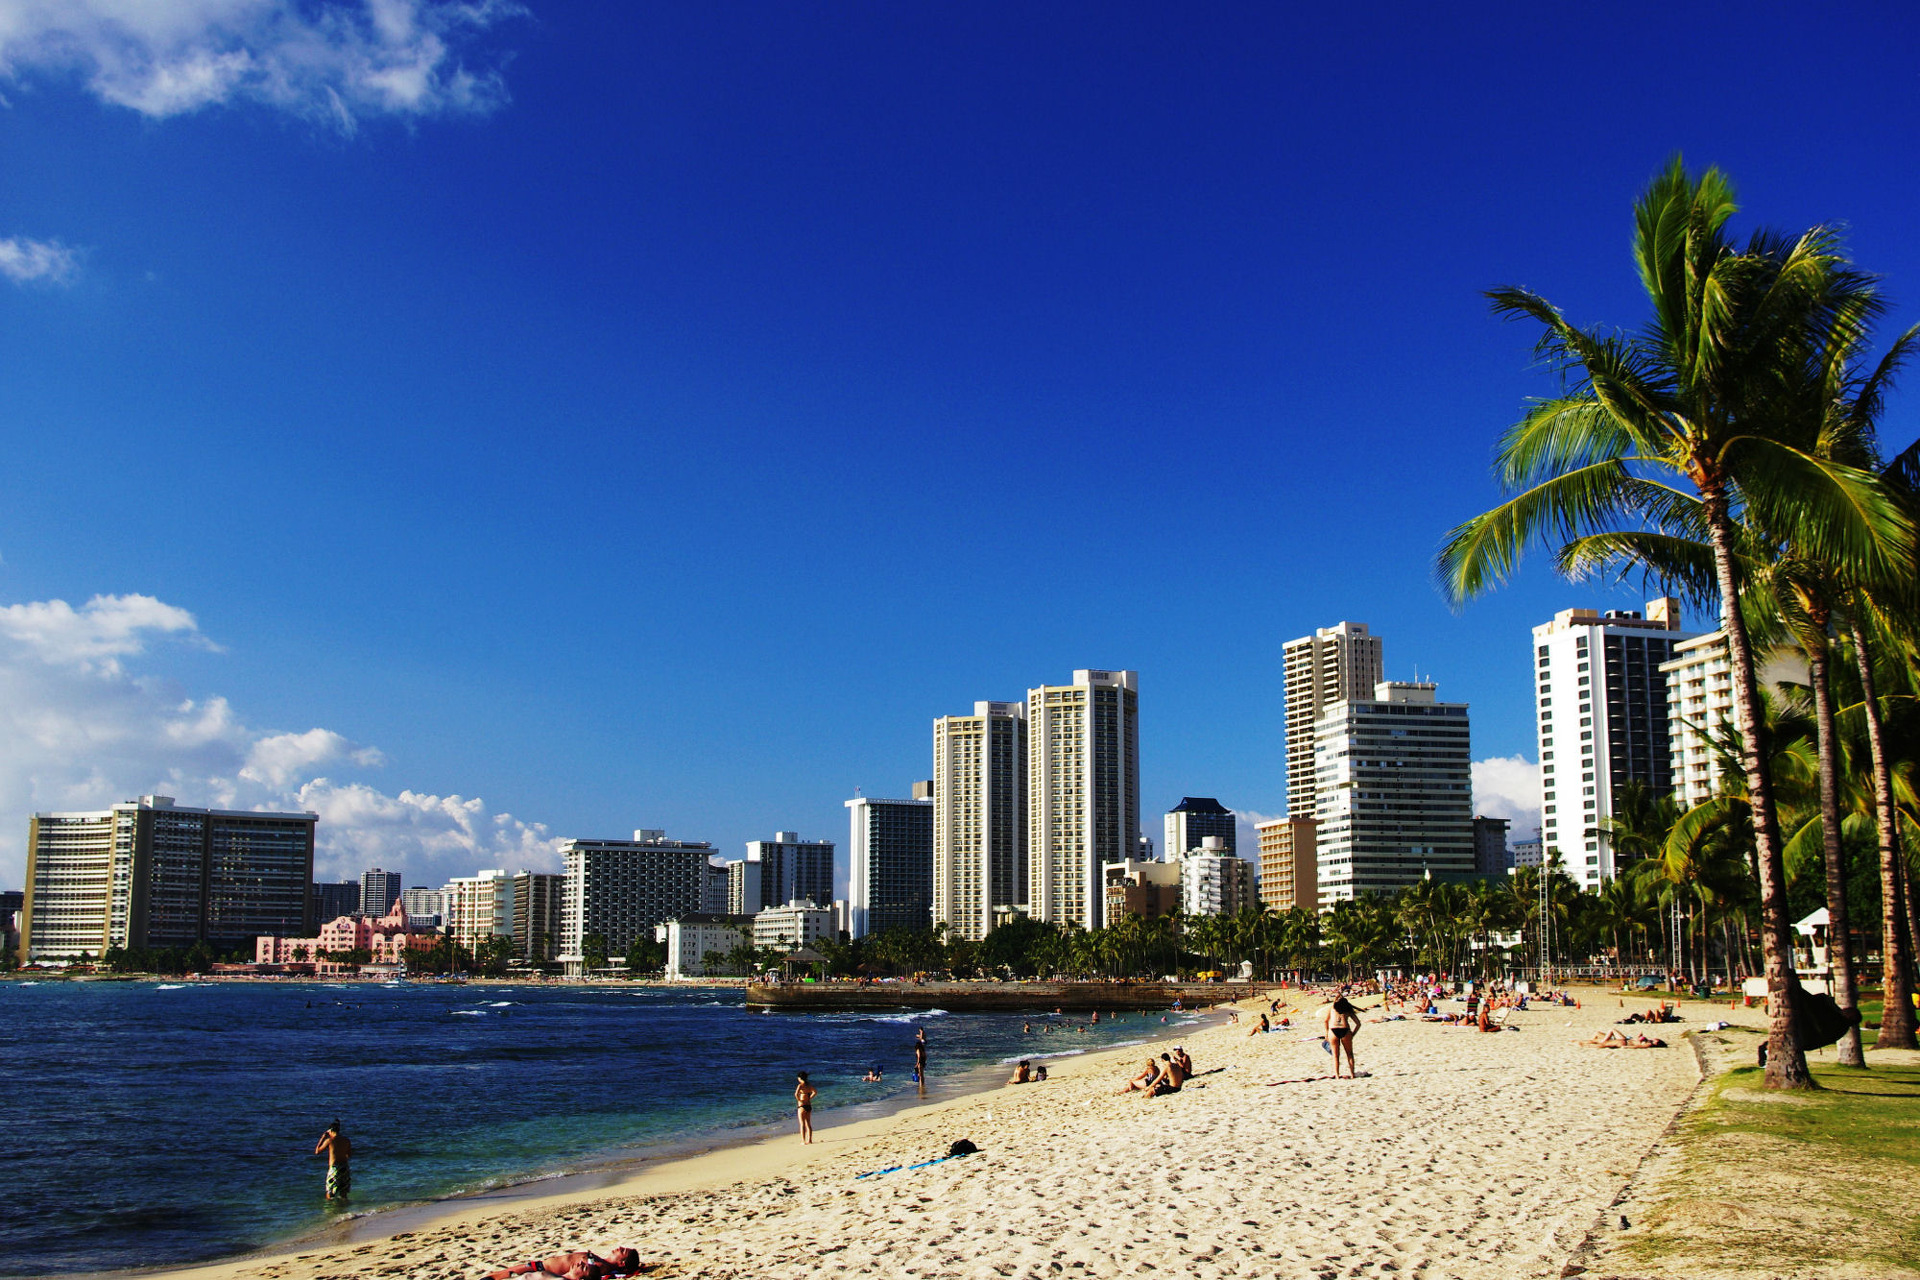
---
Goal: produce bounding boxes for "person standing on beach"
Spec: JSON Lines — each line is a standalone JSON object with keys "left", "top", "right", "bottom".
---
{"left": 1321, "top": 998, "right": 1361, "bottom": 1079}
{"left": 913, "top": 1027, "right": 928, "bottom": 1082}
{"left": 794, "top": 1072, "right": 818, "bottom": 1144}
{"left": 314, "top": 1121, "right": 351, "bottom": 1201}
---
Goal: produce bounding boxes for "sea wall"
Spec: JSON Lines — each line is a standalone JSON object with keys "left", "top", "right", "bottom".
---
{"left": 744, "top": 980, "right": 1261, "bottom": 1012}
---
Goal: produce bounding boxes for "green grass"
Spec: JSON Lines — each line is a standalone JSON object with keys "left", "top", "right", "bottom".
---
{"left": 1616, "top": 1055, "right": 1920, "bottom": 1275}
{"left": 1704, "top": 1060, "right": 1920, "bottom": 1159}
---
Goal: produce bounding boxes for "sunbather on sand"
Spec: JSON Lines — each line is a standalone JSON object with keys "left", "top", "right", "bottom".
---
{"left": 487, "top": 1248, "right": 644, "bottom": 1280}
{"left": 1577, "top": 1029, "right": 1635, "bottom": 1048}
{"left": 1145, "top": 1052, "right": 1187, "bottom": 1097}
{"left": 1119, "top": 1057, "right": 1161, "bottom": 1094}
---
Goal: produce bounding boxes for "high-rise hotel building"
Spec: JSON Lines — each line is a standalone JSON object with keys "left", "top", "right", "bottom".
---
{"left": 1532, "top": 600, "right": 1699, "bottom": 886}
{"left": 1027, "top": 670, "right": 1139, "bottom": 931}
{"left": 1283, "top": 623, "right": 1385, "bottom": 819}
{"left": 847, "top": 783, "right": 934, "bottom": 937}
{"left": 559, "top": 829, "right": 717, "bottom": 967}
{"left": 23, "top": 795, "right": 316, "bottom": 962}
{"left": 1313, "top": 682, "right": 1473, "bottom": 900}
{"left": 1164, "top": 796, "right": 1236, "bottom": 859}
{"left": 932, "top": 702, "right": 1027, "bottom": 941}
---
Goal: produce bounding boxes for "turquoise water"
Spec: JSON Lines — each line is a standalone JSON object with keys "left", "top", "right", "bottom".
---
{"left": 0, "top": 980, "right": 1203, "bottom": 1276}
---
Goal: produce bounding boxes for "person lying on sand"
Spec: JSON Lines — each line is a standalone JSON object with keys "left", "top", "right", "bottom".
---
{"left": 487, "top": 1248, "right": 644, "bottom": 1280}
{"left": 1577, "top": 1029, "right": 1633, "bottom": 1048}
{"left": 1119, "top": 1058, "right": 1161, "bottom": 1094}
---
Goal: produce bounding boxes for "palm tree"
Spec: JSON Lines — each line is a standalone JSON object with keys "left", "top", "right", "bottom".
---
{"left": 1851, "top": 437, "right": 1920, "bottom": 1048}
{"left": 1438, "top": 158, "right": 1913, "bottom": 1087}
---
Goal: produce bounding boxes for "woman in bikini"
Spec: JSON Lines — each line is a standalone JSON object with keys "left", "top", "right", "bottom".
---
{"left": 795, "top": 1072, "right": 818, "bottom": 1144}
{"left": 1321, "top": 997, "right": 1361, "bottom": 1078}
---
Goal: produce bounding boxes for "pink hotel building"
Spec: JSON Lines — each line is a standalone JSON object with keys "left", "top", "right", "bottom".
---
{"left": 256, "top": 897, "right": 440, "bottom": 974}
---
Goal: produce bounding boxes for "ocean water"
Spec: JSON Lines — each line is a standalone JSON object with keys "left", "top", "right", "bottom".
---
{"left": 0, "top": 980, "right": 1205, "bottom": 1276}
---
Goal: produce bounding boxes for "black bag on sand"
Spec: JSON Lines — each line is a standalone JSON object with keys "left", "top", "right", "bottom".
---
{"left": 947, "top": 1139, "right": 978, "bottom": 1158}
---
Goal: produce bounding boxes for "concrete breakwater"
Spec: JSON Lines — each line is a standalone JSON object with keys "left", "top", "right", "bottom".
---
{"left": 744, "top": 980, "right": 1256, "bottom": 1012}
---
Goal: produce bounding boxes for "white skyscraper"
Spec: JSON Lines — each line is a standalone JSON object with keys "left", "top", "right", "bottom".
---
{"left": 847, "top": 782, "right": 933, "bottom": 938}
{"left": 1027, "top": 669, "right": 1139, "bottom": 931}
{"left": 1659, "top": 629, "right": 1808, "bottom": 812}
{"left": 1283, "top": 622, "right": 1384, "bottom": 819}
{"left": 1314, "top": 682, "right": 1473, "bottom": 901}
{"left": 932, "top": 702, "right": 1027, "bottom": 942}
{"left": 1532, "top": 599, "right": 1700, "bottom": 886}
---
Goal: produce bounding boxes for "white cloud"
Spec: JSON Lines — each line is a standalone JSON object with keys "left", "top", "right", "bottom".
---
{"left": 0, "top": 234, "right": 78, "bottom": 284}
{"left": 0, "top": 588, "right": 558, "bottom": 893}
{"left": 1472, "top": 754, "right": 1540, "bottom": 833}
{"left": 0, "top": 593, "right": 206, "bottom": 673}
{"left": 0, "top": 0, "right": 525, "bottom": 132}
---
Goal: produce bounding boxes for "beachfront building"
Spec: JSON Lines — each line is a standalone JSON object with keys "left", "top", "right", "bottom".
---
{"left": 752, "top": 898, "right": 836, "bottom": 951}
{"left": 1660, "top": 629, "right": 1810, "bottom": 813}
{"left": 1, "top": 889, "right": 24, "bottom": 954}
{"left": 359, "top": 868, "right": 403, "bottom": 919}
{"left": 510, "top": 871, "right": 564, "bottom": 963}
{"left": 932, "top": 700, "right": 1028, "bottom": 942}
{"left": 444, "top": 869, "right": 514, "bottom": 953}
{"left": 400, "top": 886, "right": 444, "bottom": 925}
{"left": 724, "top": 858, "right": 757, "bottom": 917}
{"left": 740, "top": 833, "right": 836, "bottom": 915}
{"left": 1283, "top": 622, "right": 1385, "bottom": 820}
{"left": 312, "top": 880, "right": 361, "bottom": 922}
{"left": 257, "top": 897, "right": 439, "bottom": 974}
{"left": 1313, "top": 682, "right": 1474, "bottom": 901}
{"left": 22, "top": 796, "right": 316, "bottom": 963}
{"left": 1180, "top": 839, "right": 1256, "bottom": 917}
{"left": 1164, "top": 796, "right": 1236, "bottom": 860}
{"left": 1256, "top": 817, "right": 1317, "bottom": 912}
{"left": 1533, "top": 600, "right": 1701, "bottom": 886}
{"left": 1473, "top": 816, "right": 1512, "bottom": 878}
{"left": 559, "top": 830, "right": 718, "bottom": 971}
{"left": 1511, "top": 835, "right": 1544, "bottom": 869}
{"left": 1027, "top": 670, "right": 1140, "bottom": 932}
{"left": 703, "top": 858, "right": 730, "bottom": 915}
{"left": 1101, "top": 856, "right": 1181, "bottom": 921}
{"left": 656, "top": 913, "right": 755, "bottom": 979}
{"left": 846, "top": 784, "right": 934, "bottom": 937}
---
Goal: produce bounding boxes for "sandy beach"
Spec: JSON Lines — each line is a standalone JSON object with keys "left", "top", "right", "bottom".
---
{"left": 132, "top": 987, "right": 1751, "bottom": 1280}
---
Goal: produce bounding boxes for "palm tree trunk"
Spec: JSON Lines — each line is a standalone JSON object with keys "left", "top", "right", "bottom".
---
{"left": 1808, "top": 638, "right": 1865, "bottom": 1065}
{"left": 1701, "top": 482, "right": 1810, "bottom": 1087}
{"left": 1850, "top": 615, "right": 1917, "bottom": 1049}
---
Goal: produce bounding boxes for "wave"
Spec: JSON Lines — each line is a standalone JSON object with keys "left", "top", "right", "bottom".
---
{"left": 450, "top": 1010, "right": 485, "bottom": 1016}
{"left": 997, "top": 1048, "right": 1088, "bottom": 1063}
{"left": 867, "top": 1009, "right": 949, "bottom": 1023}
{"left": 156, "top": 984, "right": 187, "bottom": 990}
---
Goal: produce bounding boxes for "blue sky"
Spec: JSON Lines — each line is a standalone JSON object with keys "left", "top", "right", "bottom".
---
{"left": 3, "top": 2, "right": 1918, "bottom": 891}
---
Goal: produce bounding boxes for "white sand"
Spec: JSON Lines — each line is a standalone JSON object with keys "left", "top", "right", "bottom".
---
{"left": 157, "top": 990, "right": 1743, "bottom": 1280}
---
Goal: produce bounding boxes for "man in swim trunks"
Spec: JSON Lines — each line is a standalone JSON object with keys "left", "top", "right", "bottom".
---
{"left": 314, "top": 1121, "right": 351, "bottom": 1202}
{"left": 487, "top": 1247, "right": 643, "bottom": 1280}
{"left": 1146, "top": 1052, "right": 1186, "bottom": 1097}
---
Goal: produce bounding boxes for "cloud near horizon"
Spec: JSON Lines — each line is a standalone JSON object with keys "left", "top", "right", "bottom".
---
{"left": 0, "top": 589, "right": 559, "bottom": 892}
{"left": 1470, "top": 754, "right": 1540, "bottom": 834}
{"left": 0, "top": 0, "right": 525, "bottom": 132}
